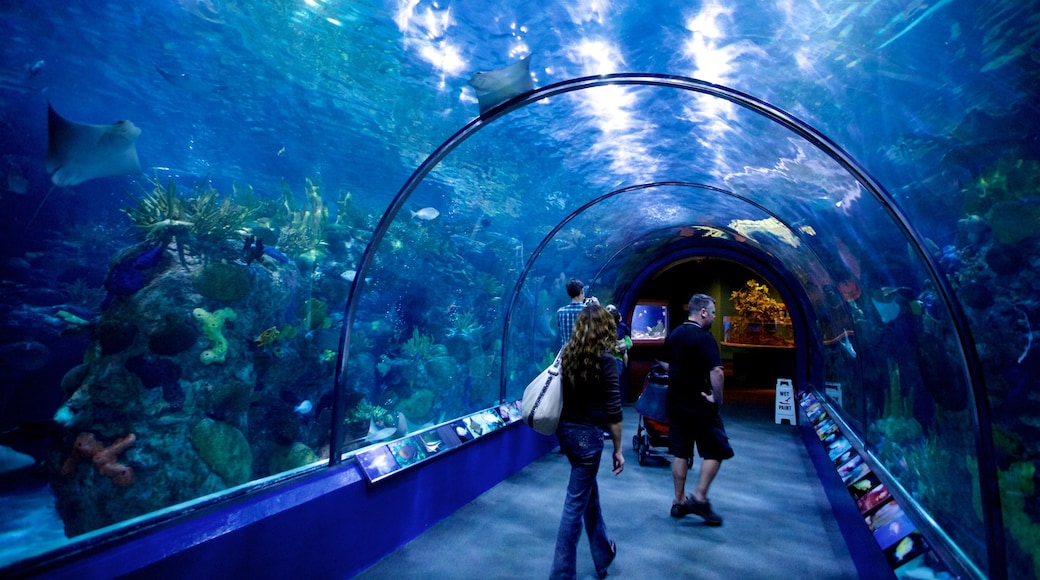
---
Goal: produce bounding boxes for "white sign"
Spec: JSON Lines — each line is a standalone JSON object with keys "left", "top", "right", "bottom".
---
{"left": 775, "top": 378, "right": 796, "bottom": 425}
{"left": 824, "top": 381, "right": 842, "bottom": 406}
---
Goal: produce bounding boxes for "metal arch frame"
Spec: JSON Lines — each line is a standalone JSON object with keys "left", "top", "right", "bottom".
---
{"left": 496, "top": 181, "right": 731, "bottom": 388}
{"left": 616, "top": 242, "right": 824, "bottom": 390}
{"left": 329, "top": 73, "right": 1002, "bottom": 578}
{"left": 497, "top": 179, "right": 825, "bottom": 390}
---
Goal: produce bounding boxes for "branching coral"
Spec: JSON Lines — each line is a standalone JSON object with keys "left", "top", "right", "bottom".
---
{"left": 730, "top": 280, "right": 786, "bottom": 322}
{"left": 275, "top": 178, "right": 329, "bottom": 260}
{"left": 123, "top": 177, "right": 187, "bottom": 232}
{"left": 727, "top": 280, "right": 792, "bottom": 345}
{"left": 123, "top": 177, "right": 255, "bottom": 255}
{"left": 61, "top": 432, "right": 137, "bottom": 487}
{"left": 401, "top": 327, "right": 447, "bottom": 360}
{"left": 187, "top": 184, "right": 255, "bottom": 248}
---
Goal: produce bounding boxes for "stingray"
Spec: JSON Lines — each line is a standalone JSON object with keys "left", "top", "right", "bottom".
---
{"left": 28, "top": 103, "right": 142, "bottom": 229}
{"left": 467, "top": 55, "right": 534, "bottom": 115}
{"left": 47, "top": 103, "right": 142, "bottom": 187}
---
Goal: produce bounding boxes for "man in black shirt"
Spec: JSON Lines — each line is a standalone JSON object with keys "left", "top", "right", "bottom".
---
{"left": 663, "top": 293, "right": 733, "bottom": 526}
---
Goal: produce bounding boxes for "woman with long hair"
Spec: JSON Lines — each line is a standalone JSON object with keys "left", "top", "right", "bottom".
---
{"left": 550, "top": 305, "right": 624, "bottom": 580}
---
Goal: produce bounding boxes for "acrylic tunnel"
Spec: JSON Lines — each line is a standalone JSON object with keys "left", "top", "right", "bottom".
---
{"left": 0, "top": 2, "right": 1037, "bottom": 580}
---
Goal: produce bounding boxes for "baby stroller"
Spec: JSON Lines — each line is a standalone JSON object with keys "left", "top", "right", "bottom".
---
{"left": 632, "top": 362, "right": 670, "bottom": 465}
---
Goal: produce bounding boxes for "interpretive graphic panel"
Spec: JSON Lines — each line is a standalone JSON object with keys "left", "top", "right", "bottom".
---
{"left": 358, "top": 402, "right": 522, "bottom": 483}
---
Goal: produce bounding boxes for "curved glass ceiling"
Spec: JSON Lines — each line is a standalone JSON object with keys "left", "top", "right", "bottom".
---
{"left": 1, "top": 1, "right": 1036, "bottom": 578}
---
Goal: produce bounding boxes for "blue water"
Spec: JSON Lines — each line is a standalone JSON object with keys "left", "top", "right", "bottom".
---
{"left": 1, "top": 0, "right": 1037, "bottom": 576}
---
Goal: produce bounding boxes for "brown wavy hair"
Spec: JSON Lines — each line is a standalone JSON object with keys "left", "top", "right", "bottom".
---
{"left": 561, "top": 305, "right": 617, "bottom": 387}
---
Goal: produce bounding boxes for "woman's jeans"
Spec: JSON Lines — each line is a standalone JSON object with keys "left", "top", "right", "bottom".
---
{"left": 550, "top": 421, "right": 613, "bottom": 579}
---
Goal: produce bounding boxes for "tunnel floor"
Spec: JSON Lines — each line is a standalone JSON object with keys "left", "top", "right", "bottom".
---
{"left": 356, "top": 389, "right": 860, "bottom": 579}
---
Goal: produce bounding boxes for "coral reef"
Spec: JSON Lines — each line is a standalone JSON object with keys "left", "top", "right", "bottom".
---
{"left": 148, "top": 316, "right": 199, "bottom": 356}
{"left": 727, "top": 280, "right": 792, "bottom": 346}
{"left": 193, "top": 307, "right": 237, "bottom": 365}
{"left": 61, "top": 432, "right": 137, "bottom": 487}
{"left": 268, "top": 442, "right": 319, "bottom": 473}
{"left": 192, "top": 263, "right": 251, "bottom": 303}
{"left": 190, "top": 418, "right": 253, "bottom": 486}
{"left": 398, "top": 388, "right": 435, "bottom": 421}
{"left": 125, "top": 355, "right": 182, "bottom": 390}
{"left": 97, "top": 319, "right": 138, "bottom": 355}
{"left": 730, "top": 279, "right": 786, "bottom": 321}
{"left": 123, "top": 177, "right": 255, "bottom": 255}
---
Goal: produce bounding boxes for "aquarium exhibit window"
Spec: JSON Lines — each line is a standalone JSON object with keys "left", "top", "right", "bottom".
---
{"left": 3, "top": 3, "right": 1035, "bottom": 576}
{"left": 630, "top": 300, "right": 669, "bottom": 344}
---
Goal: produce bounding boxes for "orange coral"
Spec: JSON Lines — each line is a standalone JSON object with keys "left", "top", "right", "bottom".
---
{"left": 61, "top": 432, "right": 137, "bottom": 487}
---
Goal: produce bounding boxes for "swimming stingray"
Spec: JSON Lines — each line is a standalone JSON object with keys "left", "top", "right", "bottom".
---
{"left": 47, "top": 103, "right": 142, "bottom": 187}
{"left": 28, "top": 104, "right": 142, "bottom": 229}
{"left": 467, "top": 55, "right": 534, "bottom": 115}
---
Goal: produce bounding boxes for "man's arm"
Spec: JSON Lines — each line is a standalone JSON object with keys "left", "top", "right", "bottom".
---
{"left": 709, "top": 365, "right": 724, "bottom": 406}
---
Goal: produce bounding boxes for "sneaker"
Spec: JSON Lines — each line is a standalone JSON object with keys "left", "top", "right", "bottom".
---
{"left": 689, "top": 497, "right": 723, "bottom": 526}
{"left": 595, "top": 540, "right": 616, "bottom": 579}
{"left": 670, "top": 495, "right": 694, "bottom": 518}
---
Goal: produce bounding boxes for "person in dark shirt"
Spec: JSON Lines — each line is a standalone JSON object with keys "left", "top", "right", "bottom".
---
{"left": 663, "top": 293, "right": 733, "bottom": 526}
{"left": 550, "top": 305, "right": 624, "bottom": 580}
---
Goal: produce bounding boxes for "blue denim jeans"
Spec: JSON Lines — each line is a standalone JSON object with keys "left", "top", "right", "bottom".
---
{"left": 550, "top": 421, "right": 613, "bottom": 580}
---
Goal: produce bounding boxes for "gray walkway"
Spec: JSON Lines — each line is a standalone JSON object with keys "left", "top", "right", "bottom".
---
{"left": 356, "top": 390, "right": 857, "bottom": 579}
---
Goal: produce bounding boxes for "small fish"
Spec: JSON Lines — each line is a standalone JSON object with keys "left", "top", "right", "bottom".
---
{"left": 893, "top": 536, "right": 914, "bottom": 561}
{"left": 254, "top": 326, "right": 281, "bottom": 347}
{"left": 27, "top": 59, "right": 45, "bottom": 77}
{"left": 294, "top": 400, "right": 313, "bottom": 415}
{"left": 277, "top": 146, "right": 286, "bottom": 156}
{"left": 340, "top": 270, "right": 356, "bottom": 282}
{"left": 852, "top": 479, "right": 873, "bottom": 492}
{"left": 410, "top": 207, "right": 440, "bottom": 221}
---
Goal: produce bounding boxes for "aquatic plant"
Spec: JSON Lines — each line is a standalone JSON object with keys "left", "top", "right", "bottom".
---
{"left": 870, "top": 360, "right": 924, "bottom": 470}
{"left": 186, "top": 184, "right": 256, "bottom": 249}
{"left": 123, "top": 177, "right": 256, "bottom": 254}
{"left": 274, "top": 178, "right": 329, "bottom": 260}
{"left": 123, "top": 177, "right": 188, "bottom": 233}
{"left": 344, "top": 399, "right": 394, "bottom": 427}
{"left": 962, "top": 158, "right": 1040, "bottom": 216}
{"left": 335, "top": 190, "right": 372, "bottom": 232}
{"left": 448, "top": 308, "right": 482, "bottom": 338}
{"left": 401, "top": 327, "right": 447, "bottom": 360}
{"left": 968, "top": 457, "right": 1040, "bottom": 579}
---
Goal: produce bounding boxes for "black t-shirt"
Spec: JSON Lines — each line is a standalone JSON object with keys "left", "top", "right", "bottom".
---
{"left": 561, "top": 352, "right": 623, "bottom": 427}
{"left": 664, "top": 321, "right": 723, "bottom": 414}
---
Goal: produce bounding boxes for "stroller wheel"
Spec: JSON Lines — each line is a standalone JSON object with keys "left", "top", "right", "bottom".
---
{"left": 638, "top": 440, "right": 647, "bottom": 465}
{"left": 631, "top": 434, "right": 639, "bottom": 448}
